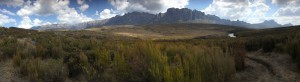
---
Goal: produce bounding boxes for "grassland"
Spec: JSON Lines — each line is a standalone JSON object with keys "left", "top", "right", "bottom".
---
{"left": 85, "top": 23, "right": 248, "bottom": 40}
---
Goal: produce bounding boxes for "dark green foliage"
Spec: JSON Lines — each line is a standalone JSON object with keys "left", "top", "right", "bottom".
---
{"left": 228, "top": 41, "right": 246, "bottom": 71}
{"left": 282, "top": 38, "right": 300, "bottom": 68}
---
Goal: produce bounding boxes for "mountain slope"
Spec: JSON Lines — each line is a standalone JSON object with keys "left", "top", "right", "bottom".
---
{"left": 33, "top": 8, "right": 289, "bottom": 30}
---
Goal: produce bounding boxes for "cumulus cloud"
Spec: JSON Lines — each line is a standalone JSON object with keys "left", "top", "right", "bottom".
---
{"left": 271, "top": 0, "right": 300, "bottom": 25}
{"left": 0, "top": 9, "right": 16, "bottom": 16}
{"left": 77, "top": 0, "right": 85, "bottom": 5}
{"left": 272, "top": 0, "right": 300, "bottom": 6}
{"left": 17, "top": 0, "right": 70, "bottom": 16}
{"left": 16, "top": 0, "right": 92, "bottom": 25}
{"left": 273, "top": 6, "right": 300, "bottom": 16}
{"left": 0, "top": 0, "right": 24, "bottom": 7}
{"left": 77, "top": 0, "right": 89, "bottom": 11}
{"left": 79, "top": 4, "right": 89, "bottom": 11}
{"left": 18, "top": 16, "right": 36, "bottom": 29}
{"left": 96, "top": 9, "right": 117, "bottom": 20}
{"left": 244, "top": 0, "right": 270, "bottom": 23}
{"left": 203, "top": 0, "right": 270, "bottom": 24}
{"left": 272, "top": 0, "right": 300, "bottom": 17}
{"left": 0, "top": 14, "right": 16, "bottom": 25}
{"left": 108, "top": 0, "right": 189, "bottom": 14}
{"left": 203, "top": 0, "right": 251, "bottom": 20}
{"left": 57, "top": 7, "right": 93, "bottom": 24}
{"left": 18, "top": 16, "right": 52, "bottom": 29}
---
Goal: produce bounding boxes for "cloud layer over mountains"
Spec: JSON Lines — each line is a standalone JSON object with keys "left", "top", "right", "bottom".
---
{"left": 0, "top": 0, "right": 299, "bottom": 29}
{"left": 108, "top": 0, "right": 189, "bottom": 14}
{"left": 97, "top": 0, "right": 189, "bottom": 20}
{"left": 203, "top": 0, "right": 270, "bottom": 24}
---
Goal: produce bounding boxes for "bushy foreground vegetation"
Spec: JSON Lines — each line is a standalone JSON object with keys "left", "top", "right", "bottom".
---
{"left": 0, "top": 27, "right": 245, "bottom": 82}
{"left": 1, "top": 25, "right": 300, "bottom": 82}
{"left": 237, "top": 26, "right": 300, "bottom": 68}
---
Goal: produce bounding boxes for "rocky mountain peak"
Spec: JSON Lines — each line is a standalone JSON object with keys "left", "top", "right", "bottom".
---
{"left": 33, "top": 8, "right": 285, "bottom": 30}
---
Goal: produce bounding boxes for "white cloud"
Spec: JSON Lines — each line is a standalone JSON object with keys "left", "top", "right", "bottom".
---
{"left": 57, "top": 7, "right": 93, "bottom": 24}
{"left": 244, "top": 0, "right": 270, "bottom": 23}
{"left": 18, "top": 16, "right": 51, "bottom": 29}
{"left": 77, "top": 0, "right": 89, "bottom": 11}
{"left": 33, "top": 18, "right": 42, "bottom": 26}
{"left": 273, "top": 6, "right": 300, "bottom": 16}
{"left": 203, "top": 0, "right": 270, "bottom": 24}
{"left": 16, "top": 0, "right": 92, "bottom": 25}
{"left": 0, "top": 14, "right": 16, "bottom": 25}
{"left": 77, "top": 0, "right": 85, "bottom": 5}
{"left": 42, "top": 22, "right": 52, "bottom": 25}
{"left": 96, "top": 9, "right": 117, "bottom": 20}
{"left": 272, "top": 0, "right": 300, "bottom": 25}
{"left": 18, "top": 16, "right": 33, "bottom": 29}
{"left": 272, "top": 0, "right": 300, "bottom": 17}
{"left": 79, "top": 4, "right": 89, "bottom": 11}
{"left": 17, "top": 0, "right": 70, "bottom": 16}
{"left": 0, "top": 9, "right": 16, "bottom": 16}
{"left": 108, "top": 0, "right": 189, "bottom": 14}
{"left": 109, "top": 0, "right": 130, "bottom": 11}
{"left": 0, "top": 0, "right": 24, "bottom": 7}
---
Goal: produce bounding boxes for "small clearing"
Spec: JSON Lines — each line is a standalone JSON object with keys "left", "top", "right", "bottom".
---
{"left": 236, "top": 51, "right": 300, "bottom": 82}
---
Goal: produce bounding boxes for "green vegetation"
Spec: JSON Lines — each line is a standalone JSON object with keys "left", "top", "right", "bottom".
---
{"left": 237, "top": 25, "right": 300, "bottom": 69}
{"left": 0, "top": 27, "right": 245, "bottom": 82}
{"left": 1, "top": 25, "right": 300, "bottom": 82}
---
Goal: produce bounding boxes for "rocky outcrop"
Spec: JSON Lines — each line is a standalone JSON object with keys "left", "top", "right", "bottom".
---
{"left": 104, "top": 12, "right": 157, "bottom": 25}
{"left": 34, "top": 19, "right": 108, "bottom": 30}
{"left": 283, "top": 23, "right": 293, "bottom": 27}
{"left": 33, "top": 8, "right": 286, "bottom": 30}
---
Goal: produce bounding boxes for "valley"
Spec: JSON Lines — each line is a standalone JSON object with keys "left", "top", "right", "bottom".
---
{"left": 84, "top": 24, "right": 246, "bottom": 40}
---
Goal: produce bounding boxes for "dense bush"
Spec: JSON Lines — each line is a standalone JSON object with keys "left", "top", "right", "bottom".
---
{"left": 282, "top": 38, "right": 300, "bottom": 68}
{"left": 238, "top": 27, "right": 300, "bottom": 69}
{"left": 19, "top": 58, "right": 68, "bottom": 82}
{"left": 0, "top": 27, "right": 245, "bottom": 82}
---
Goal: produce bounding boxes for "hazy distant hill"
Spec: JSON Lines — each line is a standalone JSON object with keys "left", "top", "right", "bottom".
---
{"left": 31, "top": 19, "right": 108, "bottom": 30}
{"left": 32, "top": 8, "right": 291, "bottom": 30}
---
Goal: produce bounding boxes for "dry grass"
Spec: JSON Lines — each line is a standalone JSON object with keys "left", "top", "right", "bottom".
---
{"left": 86, "top": 24, "right": 239, "bottom": 40}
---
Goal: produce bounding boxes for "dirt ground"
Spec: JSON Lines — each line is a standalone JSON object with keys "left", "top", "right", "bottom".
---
{"left": 236, "top": 51, "right": 300, "bottom": 82}
{"left": 0, "top": 60, "right": 22, "bottom": 82}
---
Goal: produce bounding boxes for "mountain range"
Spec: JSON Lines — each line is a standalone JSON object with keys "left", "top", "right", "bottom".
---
{"left": 31, "top": 8, "right": 293, "bottom": 30}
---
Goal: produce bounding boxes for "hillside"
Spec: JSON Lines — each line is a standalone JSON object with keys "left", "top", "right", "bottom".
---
{"left": 33, "top": 8, "right": 288, "bottom": 30}
{"left": 236, "top": 25, "right": 300, "bottom": 37}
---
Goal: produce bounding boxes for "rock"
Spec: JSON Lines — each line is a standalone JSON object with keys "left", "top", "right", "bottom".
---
{"left": 32, "top": 8, "right": 284, "bottom": 30}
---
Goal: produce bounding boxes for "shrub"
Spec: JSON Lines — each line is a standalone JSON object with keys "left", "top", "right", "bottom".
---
{"left": 0, "top": 37, "right": 18, "bottom": 58}
{"left": 65, "top": 52, "right": 96, "bottom": 81}
{"left": 20, "top": 58, "right": 68, "bottom": 82}
{"left": 13, "top": 52, "right": 22, "bottom": 67}
{"left": 284, "top": 38, "right": 300, "bottom": 68}
{"left": 228, "top": 41, "right": 246, "bottom": 71}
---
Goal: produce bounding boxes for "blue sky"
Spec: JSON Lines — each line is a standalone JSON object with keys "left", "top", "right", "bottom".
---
{"left": 0, "top": 0, "right": 299, "bottom": 29}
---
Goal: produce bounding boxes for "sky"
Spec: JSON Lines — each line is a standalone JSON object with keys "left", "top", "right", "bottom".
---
{"left": 0, "top": 0, "right": 299, "bottom": 29}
